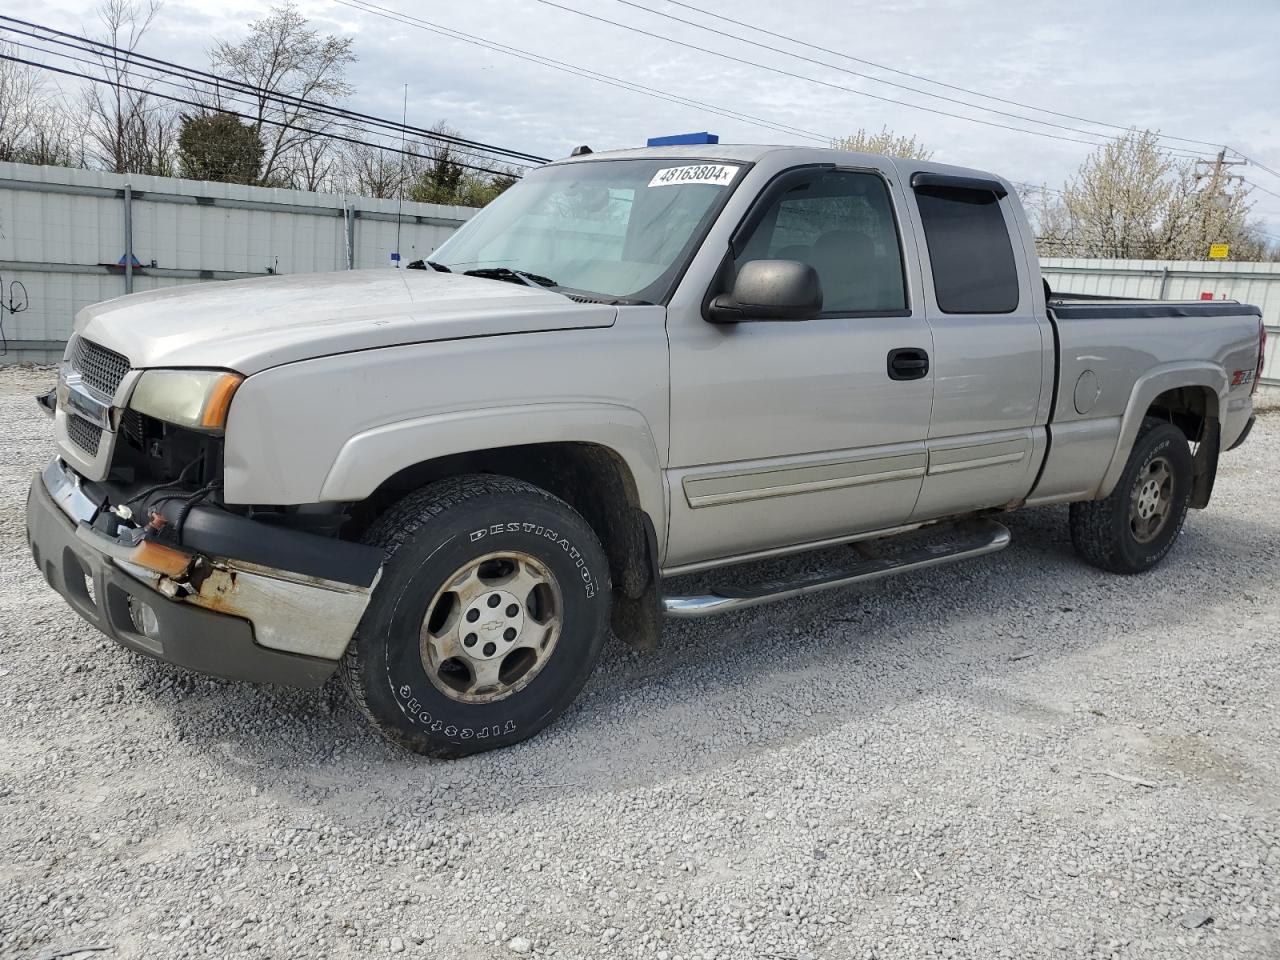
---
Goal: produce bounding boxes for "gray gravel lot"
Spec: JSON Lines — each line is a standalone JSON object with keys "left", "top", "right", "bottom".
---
{"left": 2, "top": 364, "right": 1278, "bottom": 960}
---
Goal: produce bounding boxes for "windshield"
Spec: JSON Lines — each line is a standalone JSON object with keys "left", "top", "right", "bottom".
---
{"left": 428, "top": 158, "right": 745, "bottom": 302}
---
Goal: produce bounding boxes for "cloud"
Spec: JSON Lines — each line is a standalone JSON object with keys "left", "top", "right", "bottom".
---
{"left": 26, "top": 0, "right": 1280, "bottom": 231}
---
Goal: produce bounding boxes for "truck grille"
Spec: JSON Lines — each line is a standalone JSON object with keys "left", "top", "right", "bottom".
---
{"left": 121, "top": 409, "right": 145, "bottom": 446}
{"left": 66, "top": 414, "right": 103, "bottom": 455}
{"left": 70, "top": 338, "right": 131, "bottom": 398}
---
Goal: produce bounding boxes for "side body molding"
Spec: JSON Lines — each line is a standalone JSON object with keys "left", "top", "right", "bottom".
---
{"left": 318, "top": 402, "right": 668, "bottom": 547}
{"left": 1096, "top": 361, "right": 1226, "bottom": 498}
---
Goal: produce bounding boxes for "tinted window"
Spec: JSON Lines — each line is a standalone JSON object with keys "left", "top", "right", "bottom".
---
{"left": 915, "top": 187, "right": 1019, "bottom": 313}
{"left": 738, "top": 171, "right": 907, "bottom": 314}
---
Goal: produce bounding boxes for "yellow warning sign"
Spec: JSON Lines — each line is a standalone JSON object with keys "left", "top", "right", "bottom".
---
{"left": 1209, "top": 243, "right": 1229, "bottom": 260}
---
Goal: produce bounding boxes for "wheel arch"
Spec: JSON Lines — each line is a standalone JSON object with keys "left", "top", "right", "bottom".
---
{"left": 321, "top": 403, "right": 665, "bottom": 538}
{"left": 1097, "top": 363, "right": 1225, "bottom": 500}
{"left": 325, "top": 406, "right": 667, "bottom": 649}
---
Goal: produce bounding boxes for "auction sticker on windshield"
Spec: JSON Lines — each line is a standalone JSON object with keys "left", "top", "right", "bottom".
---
{"left": 648, "top": 164, "right": 740, "bottom": 188}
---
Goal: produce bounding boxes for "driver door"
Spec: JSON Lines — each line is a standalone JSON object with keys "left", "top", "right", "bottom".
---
{"left": 664, "top": 166, "right": 935, "bottom": 569}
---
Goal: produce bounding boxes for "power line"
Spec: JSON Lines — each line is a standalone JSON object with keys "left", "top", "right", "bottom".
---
{"left": 1, "top": 15, "right": 541, "bottom": 167}
{"left": 1244, "top": 179, "right": 1280, "bottom": 203}
{"left": 329, "top": 0, "right": 835, "bottom": 144}
{"left": 1, "top": 35, "right": 525, "bottom": 177}
{"left": 531, "top": 0, "right": 1213, "bottom": 158}
{"left": 623, "top": 0, "right": 1235, "bottom": 156}
{"left": 597, "top": 0, "right": 1224, "bottom": 157}
{"left": 0, "top": 51, "right": 525, "bottom": 179}
{"left": 1232, "top": 151, "right": 1280, "bottom": 184}
{"left": 0, "top": 14, "right": 548, "bottom": 166}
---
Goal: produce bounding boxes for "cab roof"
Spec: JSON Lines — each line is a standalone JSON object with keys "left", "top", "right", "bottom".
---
{"left": 551, "top": 143, "right": 1006, "bottom": 192}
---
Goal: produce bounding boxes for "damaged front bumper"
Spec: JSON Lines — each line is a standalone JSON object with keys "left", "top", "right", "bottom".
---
{"left": 26, "top": 457, "right": 382, "bottom": 688}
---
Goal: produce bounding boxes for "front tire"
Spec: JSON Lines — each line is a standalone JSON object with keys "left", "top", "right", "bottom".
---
{"left": 341, "top": 475, "right": 611, "bottom": 757}
{"left": 1069, "top": 417, "right": 1193, "bottom": 574}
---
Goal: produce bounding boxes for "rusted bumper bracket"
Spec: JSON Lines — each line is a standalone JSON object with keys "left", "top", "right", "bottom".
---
{"left": 27, "top": 458, "right": 382, "bottom": 683}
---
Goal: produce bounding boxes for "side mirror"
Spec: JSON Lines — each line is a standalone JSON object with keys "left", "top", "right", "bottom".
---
{"left": 707, "top": 259, "right": 822, "bottom": 323}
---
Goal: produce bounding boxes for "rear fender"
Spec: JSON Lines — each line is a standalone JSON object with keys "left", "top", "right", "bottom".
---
{"left": 1097, "top": 362, "right": 1225, "bottom": 499}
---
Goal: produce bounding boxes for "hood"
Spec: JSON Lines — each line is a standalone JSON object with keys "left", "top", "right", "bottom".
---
{"left": 74, "top": 269, "right": 617, "bottom": 374}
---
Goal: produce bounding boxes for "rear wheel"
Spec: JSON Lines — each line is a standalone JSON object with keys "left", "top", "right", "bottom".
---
{"left": 341, "top": 475, "right": 611, "bottom": 757}
{"left": 1069, "top": 417, "right": 1193, "bottom": 574}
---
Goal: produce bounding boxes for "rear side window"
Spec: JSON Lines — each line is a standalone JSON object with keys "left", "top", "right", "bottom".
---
{"left": 915, "top": 187, "right": 1019, "bottom": 313}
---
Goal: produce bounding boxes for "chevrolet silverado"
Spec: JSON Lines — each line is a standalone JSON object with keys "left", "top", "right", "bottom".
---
{"left": 26, "top": 145, "right": 1264, "bottom": 756}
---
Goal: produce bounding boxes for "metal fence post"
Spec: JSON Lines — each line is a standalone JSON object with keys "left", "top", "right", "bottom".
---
{"left": 123, "top": 183, "right": 134, "bottom": 295}
{"left": 346, "top": 203, "right": 356, "bottom": 269}
{"left": 1158, "top": 267, "right": 1170, "bottom": 300}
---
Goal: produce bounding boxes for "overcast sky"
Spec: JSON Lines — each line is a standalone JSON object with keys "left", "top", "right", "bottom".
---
{"left": 24, "top": 0, "right": 1280, "bottom": 238}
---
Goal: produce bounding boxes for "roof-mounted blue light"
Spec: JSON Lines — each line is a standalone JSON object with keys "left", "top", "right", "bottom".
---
{"left": 646, "top": 132, "right": 719, "bottom": 147}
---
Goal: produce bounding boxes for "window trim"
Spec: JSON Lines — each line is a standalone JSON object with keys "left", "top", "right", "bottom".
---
{"left": 709, "top": 164, "right": 914, "bottom": 321}
{"left": 911, "top": 180, "right": 1021, "bottom": 316}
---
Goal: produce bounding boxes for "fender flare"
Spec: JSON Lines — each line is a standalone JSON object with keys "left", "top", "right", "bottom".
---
{"left": 318, "top": 401, "right": 668, "bottom": 546}
{"left": 1096, "top": 361, "right": 1226, "bottom": 499}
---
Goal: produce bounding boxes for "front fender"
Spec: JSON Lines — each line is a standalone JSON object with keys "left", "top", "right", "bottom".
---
{"left": 318, "top": 401, "right": 667, "bottom": 547}
{"left": 1097, "top": 361, "right": 1226, "bottom": 498}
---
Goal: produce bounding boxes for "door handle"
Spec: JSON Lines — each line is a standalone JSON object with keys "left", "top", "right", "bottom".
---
{"left": 887, "top": 348, "right": 930, "bottom": 381}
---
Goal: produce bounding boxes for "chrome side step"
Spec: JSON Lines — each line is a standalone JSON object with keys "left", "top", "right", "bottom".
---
{"left": 662, "top": 518, "right": 1011, "bottom": 618}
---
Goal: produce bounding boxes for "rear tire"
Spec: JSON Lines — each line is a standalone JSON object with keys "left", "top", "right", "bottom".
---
{"left": 1069, "top": 417, "right": 1193, "bottom": 574}
{"left": 341, "top": 475, "right": 611, "bottom": 757}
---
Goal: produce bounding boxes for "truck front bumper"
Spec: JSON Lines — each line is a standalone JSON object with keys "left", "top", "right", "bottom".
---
{"left": 25, "top": 458, "right": 380, "bottom": 688}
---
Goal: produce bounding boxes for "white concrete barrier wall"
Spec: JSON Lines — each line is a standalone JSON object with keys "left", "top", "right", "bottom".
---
{"left": 0, "top": 161, "right": 475, "bottom": 363}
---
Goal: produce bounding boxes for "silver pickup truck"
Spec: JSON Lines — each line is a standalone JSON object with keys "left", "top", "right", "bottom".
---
{"left": 27, "top": 144, "right": 1264, "bottom": 756}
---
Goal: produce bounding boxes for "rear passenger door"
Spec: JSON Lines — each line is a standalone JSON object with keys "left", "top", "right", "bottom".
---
{"left": 903, "top": 174, "right": 1051, "bottom": 521}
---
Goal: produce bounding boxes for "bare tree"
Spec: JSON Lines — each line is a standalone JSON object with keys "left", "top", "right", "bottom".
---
{"left": 82, "top": 0, "right": 176, "bottom": 175}
{"left": 291, "top": 133, "right": 338, "bottom": 191}
{"left": 337, "top": 136, "right": 409, "bottom": 199}
{"left": 334, "top": 122, "right": 515, "bottom": 207}
{"left": 23, "top": 110, "right": 91, "bottom": 167}
{"left": 833, "top": 126, "right": 932, "bottom": 161}
{"left": 0, "top": 43, "right": 41, "bottom": 161}
{"left": 1, "top": 42, "right": 88, "bottom": 167}
{"left": 208, "top": 3, "right": 355, "bottom": 187}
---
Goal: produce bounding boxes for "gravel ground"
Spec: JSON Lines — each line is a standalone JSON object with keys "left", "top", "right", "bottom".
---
{"left": 2, "top": 363, "right": 1278, "bottom": 960}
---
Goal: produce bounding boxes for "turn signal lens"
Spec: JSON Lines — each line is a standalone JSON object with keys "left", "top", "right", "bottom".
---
{"left": 201, "top": 373, "right": 242, "bottom": 430}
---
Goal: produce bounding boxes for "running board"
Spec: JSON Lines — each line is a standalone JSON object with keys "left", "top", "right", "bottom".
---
{"left": 662, "top": 518, "right": 1011, "bottom": 618}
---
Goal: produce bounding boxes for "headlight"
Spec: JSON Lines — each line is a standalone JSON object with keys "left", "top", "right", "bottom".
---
{"left": 129, "top": 370, "right": 244, "bottom": 433}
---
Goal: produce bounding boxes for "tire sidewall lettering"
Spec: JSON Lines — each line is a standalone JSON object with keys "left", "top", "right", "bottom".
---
{"left": 467, "top": 521, "right": 600, "bottom": 599}
{"left": 390, "top": 680, "right": 518, "bottom": 741}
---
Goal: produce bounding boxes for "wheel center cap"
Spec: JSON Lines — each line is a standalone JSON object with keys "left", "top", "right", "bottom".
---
{"left": 461, "top": 589, "right": 525, "bottom": 660}
{"left": 1135, "top": 481, "right": 1162, "bottom": 518}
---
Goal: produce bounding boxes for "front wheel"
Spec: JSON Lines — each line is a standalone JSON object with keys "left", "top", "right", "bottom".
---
{"left": 341, "top": 475, "right": 611, "bottom": 757}
{"left": 1069, "top": 417, "right": 1193, "bottom": 574}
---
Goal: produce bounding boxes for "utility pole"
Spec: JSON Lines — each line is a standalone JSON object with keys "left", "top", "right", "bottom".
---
{"left": 1194, "top": 149, "right": 1246, "bottom": 259}
{"left": 1194, "top": 148, "right": 1247, "bottom": 189}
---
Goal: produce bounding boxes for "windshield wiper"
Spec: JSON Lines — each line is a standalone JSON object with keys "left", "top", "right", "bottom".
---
{"left": 406, "top": 259, "right": 452, "bottom": 273}
{"left": 463, "top": 266, "right": 559, "bottom": 289}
